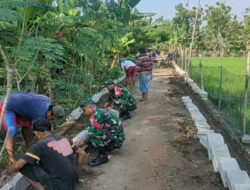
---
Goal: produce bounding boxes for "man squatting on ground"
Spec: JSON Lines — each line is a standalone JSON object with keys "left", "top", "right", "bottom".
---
{"left": 80, "top": 98, "right": 125, "bottom": 166}
{"left": 120, "top": 59, "right": 136, "bottom": 87}
{"left": 136, "top": 48, "right": 153, "bottom": 104}
{"left": 0, "top": 91, "right": 65, "bottom": 164}
{"left": 1, "top": 118, "right": 87, "bottom": 190}
{"left": 104, "top": 80, "right": 137, "bottom": 120}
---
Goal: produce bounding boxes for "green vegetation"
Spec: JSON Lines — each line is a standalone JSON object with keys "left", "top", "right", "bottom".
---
{"left": 183, "top": 57, "right": 249, "bottom": 135}
{"left": 0, "top": 0, "right": 249, "bottom": 163}
{"left": 191, "top": 57, "right": 247, "bottom": 74}
{"left": 0, "top": 0, "right": 145, "bottom": 113}
{"left": 1, "top": 1, "right": 249, "bottom": 115}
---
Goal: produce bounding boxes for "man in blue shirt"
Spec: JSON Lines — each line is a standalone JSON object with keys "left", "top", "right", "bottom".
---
{"left": 0, "top": 91, "right": 65, "bottom": 164}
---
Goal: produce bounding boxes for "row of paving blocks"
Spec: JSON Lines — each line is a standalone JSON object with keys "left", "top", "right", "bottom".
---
{"left": 182, "top": 96, "right": 250, "bottom": 190}
{"left": 0, "top": 75, "right": 125, "bottom": 189}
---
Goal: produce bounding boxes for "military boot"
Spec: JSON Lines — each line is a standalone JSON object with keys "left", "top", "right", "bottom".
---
{"left": 88, "top": 154, "right": 108, "bottom": 166}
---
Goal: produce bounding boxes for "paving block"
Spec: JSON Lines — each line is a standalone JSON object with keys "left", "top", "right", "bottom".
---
{"left": 218, "top": 157, "right": 241, "bottom": 188}
{"left": 207, "top": 133, "right": 225, "bottom": 160}
{"left": 182, "top": 96, "right": 191, "bottom": 102}
{"left": 233, "top": 184, "right": 250, "bottom": 190}
{"left": 1, "top": 173, "right": 30, "bottom": 190}
{"left": 92, "top": 88, "right": 109, "bottom": 103}
{"left": 197, "top": 126, "right": 212, "bottom": 132}
{"left": 190, "top": 83, "right": 199, "bottom": 90}
{"left": 73, "top": 129, "right": 89, "bottom": 143}
{"left": 200, "top": 90, "right": 208, "bottom": 98}
{"left": 186, "top": 104, "right": 198, "bottom": 110}
{"left": 198, "top": 130, "right": 214, "bottom": 148}
{"left": 186, "top": 78, "right": 194, "bottom": 84}
{"left": 190, "top": 110, "right": 207, "bottom": 122}
{"left": 197, "top": 129, "right": 214, "bottom": 138}
{"left": 187, "top": 106, "right": 199, "bottom": 114}
{"left": 0, "top": 184, "right": 12, "bottom": 190}
{"left": 225, "top": 170, "right": 250, "bottom": 190}
{"left": 184, "top": 103, "right": 194, "bottom": 109}
{"left": 183, "top": 101, "right": 194, "bottom": 106}
{"left": 194, "top": 121, "right": 210, "bottom": 130}
{"left": 199, "top": 136, "right": 208, "bottom": 148}
{"left": 241, "top": 135, "right": 250, "bottom": 144}
{"left": 67, "top": 107, "right": 83, "bottom": 121}
{"left": 210, "top": 144, "right": 231, "bottom": 172}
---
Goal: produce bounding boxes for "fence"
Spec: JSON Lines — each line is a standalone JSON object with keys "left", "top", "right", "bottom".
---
{"left": 176, "top": 54, "right": 250, "bottom": 137}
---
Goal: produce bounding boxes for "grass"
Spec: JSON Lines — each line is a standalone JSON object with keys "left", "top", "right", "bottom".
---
{"left": 178, "top": 57, "right": 250, "bottom": 135}
{"left": 191, "top": 57, "right": 247, "bottom": 74}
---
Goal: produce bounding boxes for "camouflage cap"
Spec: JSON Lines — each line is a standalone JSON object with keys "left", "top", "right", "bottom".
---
{"left": 79, "top": 98, "right": 94, "bottom": 109}
{"left": 52, "top": 105, "right": 65, "bottom": 118}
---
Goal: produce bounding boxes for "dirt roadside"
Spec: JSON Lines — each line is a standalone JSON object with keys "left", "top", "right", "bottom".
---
{"left": 77, "top": 67, "right": 225, "bottom": 190}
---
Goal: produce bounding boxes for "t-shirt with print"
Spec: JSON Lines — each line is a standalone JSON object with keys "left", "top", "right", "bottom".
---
{"left": 22, "top": 134, "right": 78, "bottom": 190}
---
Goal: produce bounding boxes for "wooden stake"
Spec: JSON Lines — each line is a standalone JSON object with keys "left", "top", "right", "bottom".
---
{"left": 242, "top": 51, "right": 250, "bottom": 135}
{"left": 218, "top": 48, "right": 224, "bottom": 110}
{"left": 199, "top": 54, "right": 204, "bottom": 90}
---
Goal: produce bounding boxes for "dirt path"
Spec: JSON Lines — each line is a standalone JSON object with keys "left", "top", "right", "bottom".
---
{"left": 78, "top": 67, "right": 224, "bottom": 190}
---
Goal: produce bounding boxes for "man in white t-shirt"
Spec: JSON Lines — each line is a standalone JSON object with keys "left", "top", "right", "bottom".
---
{"left": 121, "top": 60, "right": 136, "bottom": 86}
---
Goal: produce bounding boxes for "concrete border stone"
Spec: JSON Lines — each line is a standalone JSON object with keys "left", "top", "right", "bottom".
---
{"left": 233, "top": 184, "right": 250, "bottom": 190}
{"left": 218, "top": 157, "right": 240, "bottom": 188}
{"left": 225, "top": 170, "right": 250, "bottom": 190}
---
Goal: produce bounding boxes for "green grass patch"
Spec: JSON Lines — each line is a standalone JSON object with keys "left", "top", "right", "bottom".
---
{"left": 177, "top": 57, "right": 250, "bottom": 135}
{"left": 191, "top": 57, "right": 247, "bottom": 74}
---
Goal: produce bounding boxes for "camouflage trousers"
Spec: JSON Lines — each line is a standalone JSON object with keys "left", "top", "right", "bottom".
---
{"left": 119, "top": 96, "right": 137, "bottom": 113}
{"left": 87, "top": 124, "right": 125, "bottom": 149}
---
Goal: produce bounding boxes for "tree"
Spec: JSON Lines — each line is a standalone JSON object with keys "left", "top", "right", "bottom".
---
{"left": 243, "top": 9, "right": 250, "bottom": 51}
{"left": 203, "top": 2, "right": 233, "bottom": 56}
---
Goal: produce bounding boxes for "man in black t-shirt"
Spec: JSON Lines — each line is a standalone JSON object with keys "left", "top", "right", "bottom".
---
{"left": 1, "top": 118, "right": 86, "bottom": 190}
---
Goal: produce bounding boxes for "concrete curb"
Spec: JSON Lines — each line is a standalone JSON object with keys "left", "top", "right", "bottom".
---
{"left": 0, "top": 173, "right": 29, "bottom": 190}
{"left": 174, "top": 62, "right": 250, "bottom": 189}
{"left": 172, "top": 62, "right": 208, "bottom": 100}
{"left": 182, "top": 96, "right": 250, "bottom": 189}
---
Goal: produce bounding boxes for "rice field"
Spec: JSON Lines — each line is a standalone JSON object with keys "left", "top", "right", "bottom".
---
{"left": 191, "top": 57, "right": 247, "bottom": 74}
{"left": 180, "top": 57, "right": 250, "bottom": 135}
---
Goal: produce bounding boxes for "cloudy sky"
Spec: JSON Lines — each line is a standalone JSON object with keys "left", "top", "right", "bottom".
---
{"left": 137, "top": 0, "right": 250, "bottom": 21}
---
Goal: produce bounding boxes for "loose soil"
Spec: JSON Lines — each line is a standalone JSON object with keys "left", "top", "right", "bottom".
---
{"left": 76, "top": 67, "right": 225, "bottom": 190}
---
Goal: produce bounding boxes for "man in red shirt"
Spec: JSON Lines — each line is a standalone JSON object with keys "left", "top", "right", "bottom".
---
{"left": 136, "top": 48, "right": 153, "bottom": 104}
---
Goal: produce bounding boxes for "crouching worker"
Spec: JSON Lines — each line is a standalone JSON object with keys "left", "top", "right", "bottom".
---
{"left": 80, "top": 98, "right": 125, "bottom": 166}
{"left": 104, "top": 80, "right": 136, "bottom": 120}
{"left": 1, "top": 118, "right": 86, "bottom": 190}
{"left": 1, "top": 91, "right": 65, "bottom": 164}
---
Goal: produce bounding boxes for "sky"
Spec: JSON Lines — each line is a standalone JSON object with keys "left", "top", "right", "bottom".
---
{"left": 136, "top": 0, "right": 250, "bottom": 21}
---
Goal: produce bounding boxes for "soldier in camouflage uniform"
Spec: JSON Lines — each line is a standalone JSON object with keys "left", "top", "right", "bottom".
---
{"left": 80, "top": 98, "right": 125, "bottom": 166}
{"left": 105, "top": 80, "right": 136, "bottom": 120}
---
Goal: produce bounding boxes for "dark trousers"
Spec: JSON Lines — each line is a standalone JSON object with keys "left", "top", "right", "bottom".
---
{"left": 20, "top": 163, "right": 54, "bottom": 190}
